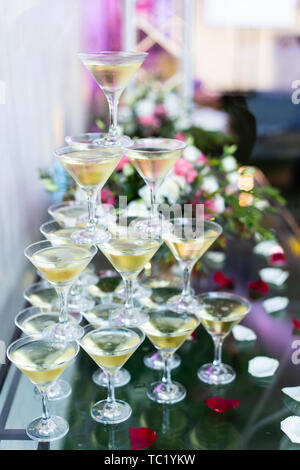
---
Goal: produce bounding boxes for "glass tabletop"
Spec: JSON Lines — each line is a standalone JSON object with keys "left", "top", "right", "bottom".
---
{"left": 1, "top": 211, "right": 299, "bottom": 450}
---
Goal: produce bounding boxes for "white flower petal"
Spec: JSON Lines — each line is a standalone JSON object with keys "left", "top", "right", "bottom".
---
{"left": 126, "top": 200, "right": 149, "bottom": 218}
{"left": 183, "top": 145, "right": 200, "bottom": 163}
{"left": 201, "top": 175, "right": 219, "bottom": 193}
{"left": 221, "top": 156, "right": 238, "bottom": 172}
{"left": 263, "top": 297, "right": 289, "bottom": 314}
{"left": 135, "top": 99, "right": 155, "bottom": 117}
{"left": 248, "top": 356, "right": 279, "bottom": 377}
{"left": 282, "top": 386, "right": 300, "bottom": 402}
{"left": 232, "top": 325, "right": 257, "bottom": 342}
{"left": 281, "top": 416, "right": 300, "bottom": 444}
{"left": 253, "top": 241, "right": 284, "bottom": 257}
{"left": 259, "top": 268, "right": 289, "bottom": 286}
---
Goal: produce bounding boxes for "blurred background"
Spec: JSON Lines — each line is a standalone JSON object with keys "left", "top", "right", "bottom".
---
{"left": 1, "top": 0, "right": 300, "bottom": 342}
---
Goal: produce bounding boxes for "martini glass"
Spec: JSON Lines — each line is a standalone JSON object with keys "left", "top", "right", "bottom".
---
{"left": 15, "top": 306, "right": 80, "bottom": 401}
{"left": 48, "top": 200, "right": 116, "bottom": 229}
{"left": 24, "top": 240, "right": 97, "bottom": 341}
{"left": 40, "top": 220, "right": 95, "bottom": 311}
{"left": 82, "top": 304, "right": 131, "bottom": 388}
{"left": 7, "top": 336, "right": 79, "bottom": 441}
{"left": 54, "top": 145, "right": 121, "bottom": 245}
{"left": 142, "top": 310, "right": 199, "bottom": 404}
{"left": 79, "top": 325, "right": 145, "bottom": 424}
{"left": 97, "top": 223, "right": 162, "bottom": 327}
{"left": 196, "top": 292, "right": 251, "bottom": 385}
{"left": 164, "top": 218, "right": 222, "bottom": 313}
{"left": 127, "top": 138, "right": 186, "bottom": 234}
{"left": 78, "top": 52, "right": 148, "bottom": 146}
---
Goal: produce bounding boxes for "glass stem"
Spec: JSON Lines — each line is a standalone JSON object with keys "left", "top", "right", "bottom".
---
{"left": 148, "top": 181, "right": 158, "bottom": 219}
{"left": 182, "top": 263, "right": 193, "bottom": 297}
{"left": 85, "top": 189, "right": 97, "bottom": 229}
{"left": 41, "top": 391, "right": 50, "bottom": 423}
{"left": 56, "top": 285, "right": 71, "bottom": 324}
{"left": 106, "top": 91, "right": 121, "bottom": 137}
{"left": 124, "top": 278, "right": 134, "bottom": 317}
{"left": 161, "top": 352, "right": 173, "bottom": 392}
{"left": 107, "top": 372, "right": 116, "bottom": 405}
{"left": 212, "top": 335, "right": 224, "bottom": 372}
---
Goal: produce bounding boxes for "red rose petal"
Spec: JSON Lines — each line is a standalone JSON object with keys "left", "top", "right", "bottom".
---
{"left": 129, "top": 427, "right": 157, "bottom": 450}
{"left": 292, "top": 317, "right": 300, "bottom": 331}
{"left": 205, "top": 396, "right": 240, "bottom": 413}
{"left": 248, "top": 280, "right": 269, "bottom": 294}
{"left": 214, "top": 271, "right": 235, "bottom": 288}
{"left": 270, "top": 252, "right": 287, "bottom": 267}
{"left": 190, "top": 331, "right": 197, "bottom": 340}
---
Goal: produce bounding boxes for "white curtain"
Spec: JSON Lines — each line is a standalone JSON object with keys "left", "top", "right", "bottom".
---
{"left": 0, "top": 0, "right": 86, "bottom": 343}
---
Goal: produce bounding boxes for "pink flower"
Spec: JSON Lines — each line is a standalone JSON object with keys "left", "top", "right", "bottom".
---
{"left": 101, "top": 188, "right": 116, "bottom": 206}
{"left": 137, "top": 115, "right": 160, "bottom": 128}
{"left": 198, "top": 153, "right": 207, "bottom": 164}
{"left": 270, "top": 252, "right": 287, "bottom": 267}
{"left": 174, "top": 132, "right": 186, "bottom": 142}
{"left": 154, "top": 104, "right": 167, "bottom": 117}
{"left": 174, "top": 158, "right": 197, "bottom": 183}
{"left": 116, "top": 155, "right": 130, "bottom": 171}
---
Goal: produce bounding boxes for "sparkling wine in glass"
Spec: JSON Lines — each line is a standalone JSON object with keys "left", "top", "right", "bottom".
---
{"left": 54, "top": 145, "right": 121, "bottom": 245}
{"left": 79, "top": 325, "right": 144, "bottom": 424}
{"left": 197, "top": 292, "right": 251, "bottom": 385}
{"left": 142, "top": 310, "right": 199, "bottom": 404}
{"left": 127, "top": 138, "right": 186, "bottom": 234}
{"left": 78, "top": 52, "right": 148, "bottom": 146}
{"left": 164, "top": 218, "right": 222, "bottom": 313}
{"left": 7, "top": 336, "right": 79, "bottom": 441}
{"left": 24, "top": 240, "right": 97, "bottom": 341}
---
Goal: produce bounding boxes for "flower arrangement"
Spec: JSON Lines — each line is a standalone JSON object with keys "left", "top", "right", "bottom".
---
{"left": 40, "top": 80, "right": 284, "bottom": 249}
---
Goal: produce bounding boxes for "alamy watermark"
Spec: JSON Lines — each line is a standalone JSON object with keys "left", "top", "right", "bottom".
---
{"left": 291, "top": 80, "right": 300, "bottom": 104}
{"left": 0, "top": 80, "right": 5, "bottom": 104}
{"left": 291, "top": 340, "right": 300, "bottom": 365}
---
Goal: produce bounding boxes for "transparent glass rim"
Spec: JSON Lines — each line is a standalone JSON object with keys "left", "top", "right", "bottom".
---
{"left": 40, "top": 220, "right": 61, "bottom": 237}
{"left": 24, "top": 239, "right": 97, "bottom": 265}
{"left": 64, "top": 133, "right": 123, "bottom": 151}
{"left": 54, "top": 145, "right": 122, "bottom": 161}
{"left": 79, "top": 325, "right": 145, "bottom": 356}
{"left": 78, "top": 51, "right": 148, "bottom": 62}
{"left": 15, "top": 306, "right": 60, "bottom": 334}
{"left": 48, "top": 201, "right": 87, "bottom": 218}
{"left": 7, "top": 335, "right": 80, "bottom": 369}
{"left": 23, "top": 280, "right": 54, "bottom": 301}
{"left": 127, "top": 137, "right": 187, "bottom": 154}
{"left": 142, "top": 311, "right": 200, "bottom": 338}
{"left": 196, "top": 291, "right": 252, "bottom": 316}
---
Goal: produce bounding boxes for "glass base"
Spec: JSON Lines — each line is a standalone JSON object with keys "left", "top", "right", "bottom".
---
{"left": 70, "top": 226, "right": 111, "bottom": 245}
{"left": 34, "top": 380, "right": 71, "bottom": 401}
{"left": 26, "top": 415, "right": 69, "bottom": 442}
{"left": 197, "top": 363, "right": 236, "bottom": 385}
{"left": 43, "top": 322, "right": 84, "bottom": 342}
{"left": 91, "top": 399, "right": 132, "bottom": 424}
{"left": 144, "top": 351, "right": 181, "bottom": 371}
{"left": 147, "top": 380, "right": 186, "bottom": 404}
{"left": 167, "top": 294, "right": 199, "bottom": 314}
{"left": 92, "top": 368, "right": 131, "bottom": 388}
{"left": 67, "top": 294, "right": 95, "bottom": 312}
{"left": 94, "top": 134, "right": 132, "bottom": 148}
{"left": 111, "top": 307, "right": 149, "bottom": 327}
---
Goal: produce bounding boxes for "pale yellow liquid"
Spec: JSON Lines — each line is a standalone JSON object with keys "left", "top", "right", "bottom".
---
{"left": 98, "top": 238, "right": 160, "bottom": 279}
{"left": 85, "top": 61, "right": 142, "bottom": 92}
{"left": 53, "top": 206, "right": 88, "bottom": 228}
{"left": 22, "top": 313, "right": 75, "bottom": 334}
{"left": 127, "top": 147, "right": 181, "bottom": 183}
{"left": 11, "top": 341, "right": 76, "bottom": 389}
{"left": 200, "top": 298, "right": 248, "bottom": 336}
{"left": 165, "top": 230, "right": 219, "bottom": 263}
{"left": 81, "top": 328, "right": 140, "bottom": 372}
{"left": 61, "top": 151, "right": 121, "bottom": 188}
{"left": 143, "top": 311, "right": 199, "bottom": 352}
{"left": 32, "top": 246, "right": 91, "bottom": 284}
{"left": 27, "top": 287, "right": 57, "bottom": 310}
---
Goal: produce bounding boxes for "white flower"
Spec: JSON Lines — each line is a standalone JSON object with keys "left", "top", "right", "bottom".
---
{"left": 122, "top": 163, "right": 134, "bottom": 177}
{"left": 138, "top": 185, "right": 163, "bottom": 206}
{"left": 201, "top": 175, "right": 219, "bottom": 193}
{"left": 183, "top": 145, "right": 200, "bottom": 163}
{"left": 159, "top": 176, "right": 182, "bottom": 204}
{"left": 135, "top": 99, "right": 155, "bottom": 118}
{"left": 221, "top": 156, "right": 238, "bottom": 172}
{"left": 227, "top": 171, "right": 239, "bottom": 186}
{"left": 126, "top": 200, "right": 149, "bottom": 217}
{"left": 164, "top": 93, "right": 181, "bottom": 118}
{"left": 171, "top": 174, "right": 187, "bottom": 191}
{"left": 213, "top": 194, "right": 225, "bottom": 213}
